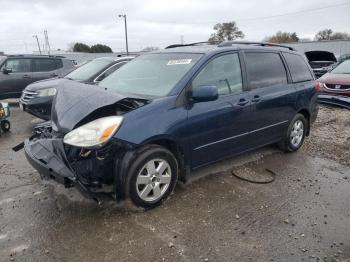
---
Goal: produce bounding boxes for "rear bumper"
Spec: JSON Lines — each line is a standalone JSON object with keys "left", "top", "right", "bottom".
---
{"left": 318, "top": 94, "right": 350, "bottom": 109}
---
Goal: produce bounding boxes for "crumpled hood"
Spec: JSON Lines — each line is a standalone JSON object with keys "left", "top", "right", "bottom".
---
{"left": 26, "top": 78, "right": 67, "bottom": 91}
{"left": 51, "top": 80, "right": 127, "bottom": 133}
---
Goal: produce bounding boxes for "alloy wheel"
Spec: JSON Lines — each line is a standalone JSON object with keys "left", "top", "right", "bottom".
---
{"left": 136, "top": 158, "right": 172, "bottom": 202}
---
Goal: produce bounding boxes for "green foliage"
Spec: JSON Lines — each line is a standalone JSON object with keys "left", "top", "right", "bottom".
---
{"left": 73, "top": 43, "right": 91, "bottom": 52}
{"left": 208, "top": 22, "right": 244, "bottom": 43}
{"left": 72, "top": 43, "right": 113, "bottom": 53}
{"left": 90, "top": 44, "right": 113, "bottom": 53}
{"left": 265, "top": 31, "right": 299, "bottom": 43}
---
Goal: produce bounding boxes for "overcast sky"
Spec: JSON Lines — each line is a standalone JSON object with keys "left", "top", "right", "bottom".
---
{"left": 0, "top": 0, "right": 349, "bottom": 53}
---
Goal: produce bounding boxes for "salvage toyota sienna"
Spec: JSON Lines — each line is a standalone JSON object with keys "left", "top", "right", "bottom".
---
{"left": 21, "top": 42, "right": 318, "bottom": 208}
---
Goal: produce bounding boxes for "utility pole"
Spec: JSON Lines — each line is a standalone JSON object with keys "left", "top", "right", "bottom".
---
{"left": 44, "top": 30, "right": 51, "bottom": 55}
{"left": 180, "top": 35, "right": 184, "bottom": 45}
{"left": 32, "top": 35, "right": 41, "bottom": 54}
{"left": 118, "top": 14, "right": 129, "bottom": 55}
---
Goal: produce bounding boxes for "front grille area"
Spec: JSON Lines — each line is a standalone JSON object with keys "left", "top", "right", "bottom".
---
{"left": 324, "top": 84, "right": 350, "bottom": 91}
{"left": 20, "top": 90, "right": 38, "bottom": 104}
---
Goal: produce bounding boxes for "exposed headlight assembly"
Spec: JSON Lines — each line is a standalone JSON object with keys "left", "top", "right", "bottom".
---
{"left": 63, "top": 116, "right": 123, "bottom": 148}
{"left": 37, "top": 88, "right": 57, "bottom": 97}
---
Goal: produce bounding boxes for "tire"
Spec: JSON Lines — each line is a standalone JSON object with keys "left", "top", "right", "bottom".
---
{"left": 1, "top": 120, "right": 10, "bottom": 132}
{"left": 279, "top": 114, "right": 307, "bottom": 152}
{"left": 127, "top": 145, "right": 178, "bottom": 209}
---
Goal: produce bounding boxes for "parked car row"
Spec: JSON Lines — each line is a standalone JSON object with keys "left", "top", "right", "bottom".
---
{"left": 13, "top": 41, "right": 320, "bottom": 209}
{"left": 20, "top": 56, "right": 133, "bottom": 120}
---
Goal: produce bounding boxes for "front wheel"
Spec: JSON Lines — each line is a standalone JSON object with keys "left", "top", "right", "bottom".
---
{"left": 1, "top": 120, "right": 10, "bottom": 132}
{"left": 128, "top": 145, "right": 178, "bottom": 209}
{"left": 279, "top": 114, "right": 307, "bottom": 152}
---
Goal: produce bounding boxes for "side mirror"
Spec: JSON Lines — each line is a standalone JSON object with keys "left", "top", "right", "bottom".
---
{"left": 191, "top": 85, "right": 218, "bottom": 102}
{"left": 2, "top": 68, "right": 12, "bottom": 74}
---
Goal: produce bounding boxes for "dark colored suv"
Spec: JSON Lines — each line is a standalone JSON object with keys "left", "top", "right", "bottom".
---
{"left": 20, "top": 56, "right": 133, "bottom": 120}
{"left": 21, "top": 42, "right": 318, "bottom": 209}
{"left": 0, "top": 55, "right": 75, "bottom": 99}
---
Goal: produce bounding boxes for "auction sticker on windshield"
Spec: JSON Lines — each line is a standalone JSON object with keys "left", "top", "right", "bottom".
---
{"left": 167, "top": 59, "right": 192, "bottom": 65}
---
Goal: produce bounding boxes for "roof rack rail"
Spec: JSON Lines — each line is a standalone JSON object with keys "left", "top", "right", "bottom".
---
{"left": 218, "top": 41, "right": 295, "bottom": 51}
{"left": 7, "top": 54, "right": 66, "bottom": 58}
{"left": 165, "top": 41, "right": 220, "bottom": 49}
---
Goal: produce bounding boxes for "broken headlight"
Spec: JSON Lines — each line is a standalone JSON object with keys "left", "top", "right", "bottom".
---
{"left": 37, "top": 88, "right": 57, "bottom": 97}
{"left": 63, "top": 116, "right": 123, "bottom": 148}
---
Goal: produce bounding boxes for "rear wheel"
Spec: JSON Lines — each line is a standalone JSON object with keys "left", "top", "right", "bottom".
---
{"left": 279, "top": 114, "right": 307, "bottom": 152}
{"left": 128, "top": 145, "right": 178, "bottom": 209}
{"left": 1, "top": 120, "right": 10, "bottom": 132}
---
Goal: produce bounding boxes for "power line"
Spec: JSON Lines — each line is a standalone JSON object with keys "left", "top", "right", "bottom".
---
{"left": 235, "top": 1, "right": 350, "bottom": 22}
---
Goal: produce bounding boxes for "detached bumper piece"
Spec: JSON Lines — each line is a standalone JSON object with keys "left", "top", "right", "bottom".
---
{"left": 24, "top": 138, "right": 115, "bottom": 202}
{"left": 318, "top": 94, "right": 350, "bottom": 110}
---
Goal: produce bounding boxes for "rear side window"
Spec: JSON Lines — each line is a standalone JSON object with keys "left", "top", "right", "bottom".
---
{"left": 245, "top": 52, "right": 287, "bottom": 89}
{"left": 192, "top": 53, "right": 243, "bottom": 96}
{"left": 283, "top": 53, "right": 313, "bottom": 82}
{"left": 32, "top": 59, "right": 60, "bottom": 72}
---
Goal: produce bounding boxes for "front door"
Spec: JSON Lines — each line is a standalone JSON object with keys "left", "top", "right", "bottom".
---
{"left": 0, "top": 58, "right": 32, "bottom": 98}
{"left": 185, "top": 53, "right": 252, "bottom": 168}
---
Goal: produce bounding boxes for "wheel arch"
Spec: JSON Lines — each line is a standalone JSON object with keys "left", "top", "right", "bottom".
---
{"left": 297, "top": 108, "right": 310, "bottom": 136}
{"left": 142, "top": 137, "right": 187, "bottom": 183}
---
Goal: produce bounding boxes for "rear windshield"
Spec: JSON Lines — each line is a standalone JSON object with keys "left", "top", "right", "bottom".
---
{"left": 99, "top": 53, "right": 202, "bottom": 97}
{"left": 331, "top": 60, "right": 350, "bottom": 74}
{"left": 65, "top": 59, "right": 111, "bottom": 81}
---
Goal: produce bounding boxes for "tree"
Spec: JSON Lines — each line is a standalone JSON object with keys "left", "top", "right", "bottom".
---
{"left": 315, "top": 29, "right": 350, "bottom": 41}
{"left": 72, "top": 43, "right": 113, "bottom": 53}
{"left": 314, "top": 29, "right": 333, "bottom": 41}
{"left": 208, "top": 22, "right": 244, "bottom": 43}
{"left": 90, "top": 44, "right": 113, "bottom": 53}
{"left": 73, "top": 42, "right": 91, "bottom": 52}
{"left": 265, "top": 31, "right": 299, "bottom": 43}
{"left": 329, "top": 32, "right": 350, "bottom": 40}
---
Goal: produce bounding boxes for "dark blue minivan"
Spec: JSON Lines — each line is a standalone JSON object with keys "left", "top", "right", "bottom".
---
{"left": 23, "top": 42, "right": 318, "bottom": 208}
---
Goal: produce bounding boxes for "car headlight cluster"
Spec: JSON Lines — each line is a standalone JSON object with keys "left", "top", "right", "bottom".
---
{"left": 37, "top": 88, "right": 57, "bottom": 97}
{"left": 63, "top": 116, "right": 123, "bottom": 148}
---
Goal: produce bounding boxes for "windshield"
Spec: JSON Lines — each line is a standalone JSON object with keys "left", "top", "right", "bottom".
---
{"left": 65, "top": 59, "right": 111, "bottom": 81}
{"left": 331, "top": 60, "right": 350, "bottom": 74}
{"left": 99, "top": 53, "right": 202, "bottom": 97}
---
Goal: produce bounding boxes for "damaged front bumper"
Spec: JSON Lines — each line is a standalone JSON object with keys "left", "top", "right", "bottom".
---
{"left": 318, "top": 94, "right": 350, "bottom": 109}
{"left": 24, "top": 136, "right": 125, "bottom": 202}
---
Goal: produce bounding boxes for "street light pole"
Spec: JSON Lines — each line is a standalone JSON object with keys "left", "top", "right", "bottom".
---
{"left": 32, "top": 35, "right": 41, "bottom": 54}
{"left": 118, "top": 14, "right": 129, "bottom": 55}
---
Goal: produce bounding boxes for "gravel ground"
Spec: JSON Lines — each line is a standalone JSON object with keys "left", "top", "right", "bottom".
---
{"left": 0, "top": 105, "right": 349, "bottom": 262}
{"left": 304, "top": 105, "right": 350, "bottom": 166}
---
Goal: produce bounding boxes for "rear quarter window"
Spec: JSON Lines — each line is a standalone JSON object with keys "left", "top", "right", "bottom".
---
{"left": 244, "top": 52, "right": 287, "bottom": 89}
{"left": 283, "top": 53, "right": 313, "bottom": 82}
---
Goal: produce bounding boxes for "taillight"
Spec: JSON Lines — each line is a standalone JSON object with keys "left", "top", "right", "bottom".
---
{"left": 314, "top": 80, "right": 323, "bottom": 92}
